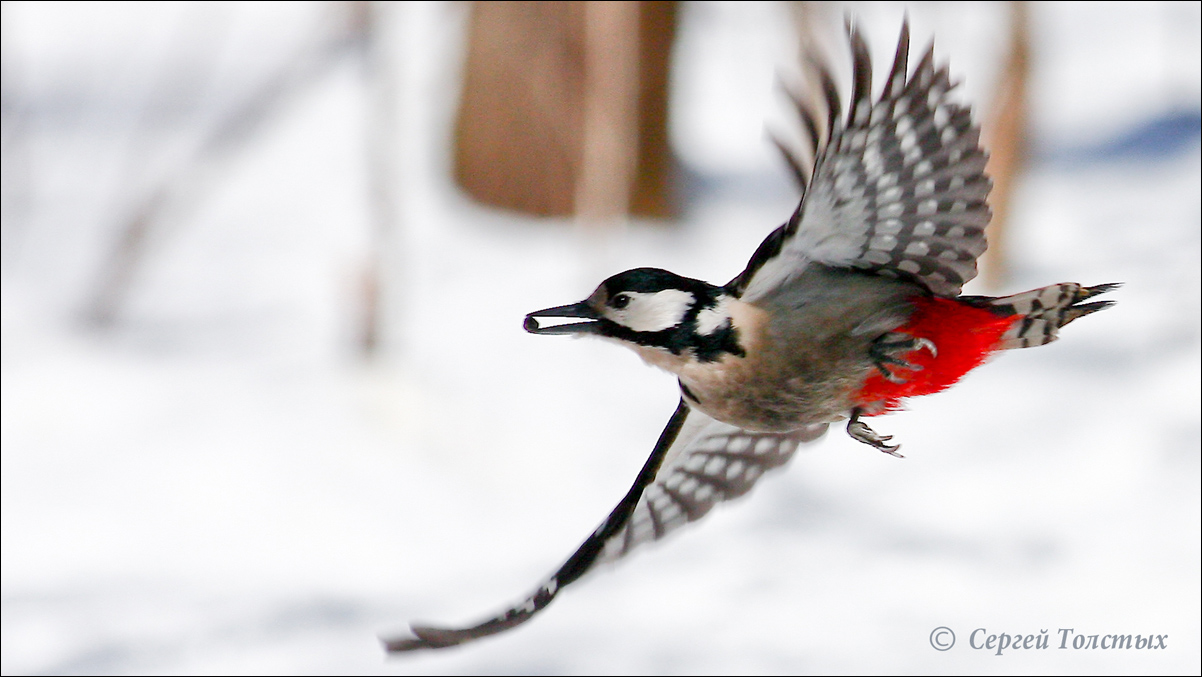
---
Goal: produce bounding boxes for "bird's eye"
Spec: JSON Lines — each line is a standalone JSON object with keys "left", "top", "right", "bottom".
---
{"left": 612, "top": 294, "right": 631, "bottom": 309}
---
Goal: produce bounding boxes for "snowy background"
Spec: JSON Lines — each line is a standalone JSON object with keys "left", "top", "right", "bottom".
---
{"left": 2, "top": 2, "right": 1199, "bottom": 674}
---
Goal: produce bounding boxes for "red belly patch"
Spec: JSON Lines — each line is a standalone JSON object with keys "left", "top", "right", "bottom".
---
{"left": 855, "top": 296, "right": 1017, "bottom": 414}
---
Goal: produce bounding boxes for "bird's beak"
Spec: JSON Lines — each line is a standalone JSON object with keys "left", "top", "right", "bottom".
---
{"left": 524, "top": 301, "right": 602, "bottom": 335}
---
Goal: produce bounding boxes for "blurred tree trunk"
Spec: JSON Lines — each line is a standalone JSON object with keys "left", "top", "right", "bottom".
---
{"left": 575, "top": 1, "right": 640, "bottom": 226}
{"left": 981, "top": 0, "right": 1030, "bottom": 290}
{"left": 629, "top": 1, "right": 676, "bottom": 219}
{"left": 454, "top": 1, "right": 677, "bottom": 220}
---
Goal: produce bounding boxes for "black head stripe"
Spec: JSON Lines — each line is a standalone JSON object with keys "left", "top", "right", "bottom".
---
{"left": 599, "top": 302, "right": 744, "bottom": 363}
{"left": 603, "top": 268, "right": 715, "bottom": 299}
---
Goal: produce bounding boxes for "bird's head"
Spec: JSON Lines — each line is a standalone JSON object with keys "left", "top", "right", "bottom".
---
{"left": 524, "top": 268, "right": 745, "bottom": 363}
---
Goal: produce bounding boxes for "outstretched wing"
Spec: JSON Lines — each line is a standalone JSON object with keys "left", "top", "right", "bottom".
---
{"left": 384, "top": 401, "right": 827, "bottom": 652}
{"left": 735, "top": 21, "right": 991, "bottom": 301}
{"left": 593, "top": 404, "right": 827, "bottom": 565}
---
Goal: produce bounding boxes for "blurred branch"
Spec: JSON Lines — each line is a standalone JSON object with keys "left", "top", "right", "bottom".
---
{"left": 85, "top": 3, "right": 363, "bottom": 327}
{"left": 356, "top": 0, "right": 401, "bottom": 358}
{"left": 1, "top": 1, "right": 33, "bottom": 274}
{"left": 102, "top": 4, "right": 232, "bottom": 238}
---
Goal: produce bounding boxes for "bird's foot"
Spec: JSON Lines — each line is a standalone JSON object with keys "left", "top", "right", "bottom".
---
{"left": 870, "top": 333, "right": 937, "bottom": 383}
{"left": 846, "top": 408, "right": 903, "bottom": 457}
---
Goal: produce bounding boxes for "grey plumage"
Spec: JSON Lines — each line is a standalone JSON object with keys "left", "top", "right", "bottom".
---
{"left": 687, "top": 265, "right": 917, "bottom": 432}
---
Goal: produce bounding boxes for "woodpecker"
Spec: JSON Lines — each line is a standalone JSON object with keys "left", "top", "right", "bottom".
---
{"left": 386, "top": 21, "right": 1117, "bottom": 652}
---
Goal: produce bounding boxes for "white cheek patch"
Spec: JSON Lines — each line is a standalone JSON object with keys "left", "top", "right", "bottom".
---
{"left": 607, "top": 289, "right": 695, "bottom": 332}
{"left": 694, "top": 295, "right": 733, "bottom": 335}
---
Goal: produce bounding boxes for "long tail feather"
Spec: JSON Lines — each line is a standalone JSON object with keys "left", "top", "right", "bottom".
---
{"left": 969, "top": 282, "right": 1121, "bottom": 349}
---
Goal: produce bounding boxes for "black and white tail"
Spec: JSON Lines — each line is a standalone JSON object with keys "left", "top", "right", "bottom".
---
{"left": 970, "top": 283, "right": 1120, "bottom": 350}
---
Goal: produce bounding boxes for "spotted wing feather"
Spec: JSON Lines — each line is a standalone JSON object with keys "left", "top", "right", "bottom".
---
{"left": 738, "top": 21, "right": 991, "bottom": 301}
{"left": 384, "top": 402, "right": 826, "bottom": 652}
{"left": 595, "top": 408, "right": 827, "bottom": 564}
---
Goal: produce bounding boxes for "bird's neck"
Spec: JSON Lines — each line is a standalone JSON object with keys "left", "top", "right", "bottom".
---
{"left": 625, "top": 295, "right": 763, "bottom": 373}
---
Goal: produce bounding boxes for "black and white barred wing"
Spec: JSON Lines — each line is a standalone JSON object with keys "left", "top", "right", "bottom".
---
{"left": 593, "top": 406, "right": 827, "bottom": 565}
{"left": 738, "top": 22, "right": 991, "bottom": 302}
{"left": 384, "top": 401, "right": 826, "bottom": 652}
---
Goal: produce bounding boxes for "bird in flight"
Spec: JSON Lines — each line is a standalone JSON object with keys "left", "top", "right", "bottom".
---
{"left": 385, "top": 20, "right": 1116, "bottom": 652}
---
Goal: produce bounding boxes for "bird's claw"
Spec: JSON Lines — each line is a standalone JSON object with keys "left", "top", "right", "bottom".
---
{"left": 847, "top": 409, "right": 904, "bottom": 457}
{"left": 870, "top": 333, "right": 937, "bottom": 383}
